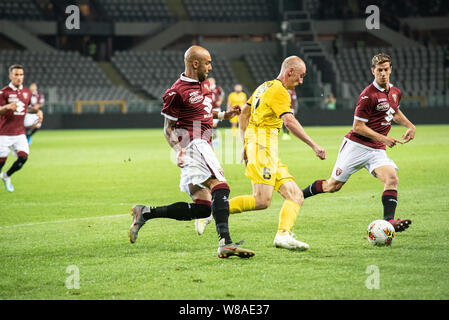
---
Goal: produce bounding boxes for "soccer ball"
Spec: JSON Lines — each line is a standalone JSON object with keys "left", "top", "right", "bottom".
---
{"left": 367, "top": 220, "right": 395, "bottom": 246}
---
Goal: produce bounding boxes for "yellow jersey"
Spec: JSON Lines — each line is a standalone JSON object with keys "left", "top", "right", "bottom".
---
{"left": 247, "top": 79, "right": 292, "bottom": 130}
{"left": 227, "top": 91, "right": 247, "bottom": 108}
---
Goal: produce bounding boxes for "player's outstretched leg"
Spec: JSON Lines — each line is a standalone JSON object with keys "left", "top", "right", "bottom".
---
{"left": 129, "top": 200, "right": 213, "bottom": 243}
{"left": 129, "top": 205, "right": 146, "bottom": 243}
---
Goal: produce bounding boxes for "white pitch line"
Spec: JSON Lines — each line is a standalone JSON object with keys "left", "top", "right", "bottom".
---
{"left": 0, "top": 213, "right": 129, "bottom": 230}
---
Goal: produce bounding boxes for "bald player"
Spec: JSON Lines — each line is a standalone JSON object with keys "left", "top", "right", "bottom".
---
{"left": 128, "top": 45, "right": 255, "bottom": 259}
{"left": 196, "top": 56, "right": 326, "bottom": 251}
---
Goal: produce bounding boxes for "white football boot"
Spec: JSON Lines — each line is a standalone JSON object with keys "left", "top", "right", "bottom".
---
{"left": 273, "top": 232, "right": 309, "bottom": 250}
{"left": 195, "top": 214, "right": 213, "bottom": 235}
{"left": 1, "top": 172, "right": 14, "bottom": 192}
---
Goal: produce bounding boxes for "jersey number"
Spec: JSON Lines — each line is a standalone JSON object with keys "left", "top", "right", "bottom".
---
{"left": 384, "top": 107, "right": 395, "bottom": 123}
{"left": 203, "top": 97, "right": 213, "bottom": 114}
{"left": 263, "top": 167, "right": 271, "bottom": 180}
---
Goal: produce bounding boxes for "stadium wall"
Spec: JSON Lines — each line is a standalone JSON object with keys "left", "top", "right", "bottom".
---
{"left": 42, "top": 108, "right": 449, "bottom": 130}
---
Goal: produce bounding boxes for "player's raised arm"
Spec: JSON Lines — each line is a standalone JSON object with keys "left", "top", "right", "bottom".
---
{"left": 393, "top": 109, "right": 416, "bottom": 143}
{"left": 281, "top": 113, "right": 326, "bottom": 160}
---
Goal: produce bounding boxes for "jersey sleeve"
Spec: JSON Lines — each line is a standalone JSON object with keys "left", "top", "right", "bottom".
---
{"left": 396, "top": 89, "right": 402, "bottom": 109}
{"left": 267, "top": 85, "right": 292, "bottom": 118}
{"left": 0, "top": 90, "right": 6, "bottom": 107}
{"left": 354, "top": 94, "right": 372, "bottom": 122}
{"left": 161, "top": 89, "right": 182, "bottom": 121}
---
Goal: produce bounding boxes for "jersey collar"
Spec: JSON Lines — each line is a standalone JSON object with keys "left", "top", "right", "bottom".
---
{"left": 373, "top": 80, "right": 393, "bottom": 92}
{"left": 180, "top": 73, "right": 199, "bottom": 83}
{"left": 9, "top": 82, "right": 23, "bottom": 91}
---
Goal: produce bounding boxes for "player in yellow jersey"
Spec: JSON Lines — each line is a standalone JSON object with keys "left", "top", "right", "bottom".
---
{"left": 227, "top": 84, "right": 247, "bottom": 136}
{"left": 196, "top": 56, "right": 326, "bottom": 250}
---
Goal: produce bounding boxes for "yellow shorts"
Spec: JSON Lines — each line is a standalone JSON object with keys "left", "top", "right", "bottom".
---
{"left": 244, "top": 132, "right": 294, "bottom": 191}
{"left": 230, "top": 115, "right": 239, "bottom": 124}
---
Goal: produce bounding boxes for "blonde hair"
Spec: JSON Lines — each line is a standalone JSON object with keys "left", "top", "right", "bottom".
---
{"left": 372, "top": 53, "right": 392, "bottom": 68}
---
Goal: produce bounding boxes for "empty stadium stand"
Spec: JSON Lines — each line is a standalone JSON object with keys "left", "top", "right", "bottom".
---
{"left": 111, "top": 50, "right": 239, "bottom": 100}
{"left": 96, "top": 0, "right": 174, "bottom": 23}
{"left": 334, "top": 45, "right": 448, "bottom": 107}
{"left": 182, "top": 0, "right": 276, "bottom": 22}
{"left": 0, "top": 50, "right": 151, "bottom": 113}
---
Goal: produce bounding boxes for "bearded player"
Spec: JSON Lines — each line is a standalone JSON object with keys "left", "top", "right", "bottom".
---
{"left": 0, "top": 65, "right": 38, "bottom": 192}
{"left": 128, "top": 46, "right": 254, "bottom": 259}
{"left": 301, "top": 53, "right": 415, "bottom": 232}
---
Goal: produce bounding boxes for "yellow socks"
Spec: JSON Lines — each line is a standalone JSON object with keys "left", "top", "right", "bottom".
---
{"left": 278, "top": 200, "right": 301, "bottom": 235}
{"left": 229, "top": 195, "right": 256, "bottom": 214}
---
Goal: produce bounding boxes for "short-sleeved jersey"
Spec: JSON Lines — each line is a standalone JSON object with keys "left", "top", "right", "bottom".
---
{"left": 210, "top": 85, "right": 224, "bottom": 111}
{"left": 0, "top": 83, "right": 31, "bottom": 136}
{"left": 30, "top": 91, "right": 45, "bottom": 107}
{"left": 247, "top": 79, "right": 292, "bottom": 130}
{"left": 345, "top": 81, "right": 402, "bottom": 150}
{"left": 227, "top": 91, "right": 247, "bottom": 108}
{"left": 161, "top": 74, "right": 214, "bottom": 146}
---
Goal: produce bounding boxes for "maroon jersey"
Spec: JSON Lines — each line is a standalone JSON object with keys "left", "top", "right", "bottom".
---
{"left": 161, "top": 74, "right": 214, "bottom": 146}
{"left": 288, "top": 89, "right": 297, "bottom": 113}
{"left": 210, "top": 85, "right": 224, "bottom": 112}
{"left": 30, "top": 91, "right": 45, "bottom": 107}
{"left": 345, "top": 81, "right": 402, "bottom": 149}
{"left": 0, "top": 83, "right": 31, "bottom": 136}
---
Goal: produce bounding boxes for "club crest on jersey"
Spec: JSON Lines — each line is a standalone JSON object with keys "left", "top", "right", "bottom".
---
{"left": 392, "top": 94, "right": 397, "bottom": 103}
{"left": 22, "top": 92, "right": 28, "bottom": 99}
{"left": 376, "top": 101, "right": 390, "bottom": 111}
{"left": 335, "top": 168, "right": 343, "bottom": 176}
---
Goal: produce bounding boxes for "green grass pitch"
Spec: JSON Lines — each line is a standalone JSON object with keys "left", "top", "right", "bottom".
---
{"left": 0, "top": 125, "right": 448, "bottom": 300}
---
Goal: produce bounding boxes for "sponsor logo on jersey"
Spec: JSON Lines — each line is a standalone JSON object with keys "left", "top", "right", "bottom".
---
{"left": 361, "top": 95, "right": 369, "bottom": 99}
{"left": 168, "top": 91, "right": 176, "bottom": 96}
{"left": 378, "top": 98, "right": 387, "bottom": 102}
{"left": 189, "top": 94, "right": 204, "bottom": 104}
{"left": 376, "top": 101, "right": 390, "bottom": 111}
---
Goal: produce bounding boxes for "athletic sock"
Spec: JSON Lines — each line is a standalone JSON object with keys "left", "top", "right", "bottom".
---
{"left": 302, "top": 179, "right": 325, "bottom": 198}
{"left": 142, "top": 200, "right": 211, "bottom": 221}
{"left": 229, "top": 195, "right": 256, "bottom": 214}
{"left": 0, "top": 158, "right": 6, "bottom": 172}
{"left": 278, "top": 200, "right": 301, "bottom": 235}
{"left": 6, "top": 156, "right": 27, "bottom": 177}
{"left": 211, "top": 183, "right": 233, "bottom": 245}
{"left": 382, "top": 190, "right": 398, "bottom": 221}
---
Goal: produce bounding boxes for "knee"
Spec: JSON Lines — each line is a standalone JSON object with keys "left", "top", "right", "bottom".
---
{"left": 254, "top": 194, "right": 272, "bottom": 210}
{"left": 283, "top": 185, "right": 304, "bottom": 206}
{"left": 386, "top": 175, "right": 399, "bottom": 188}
